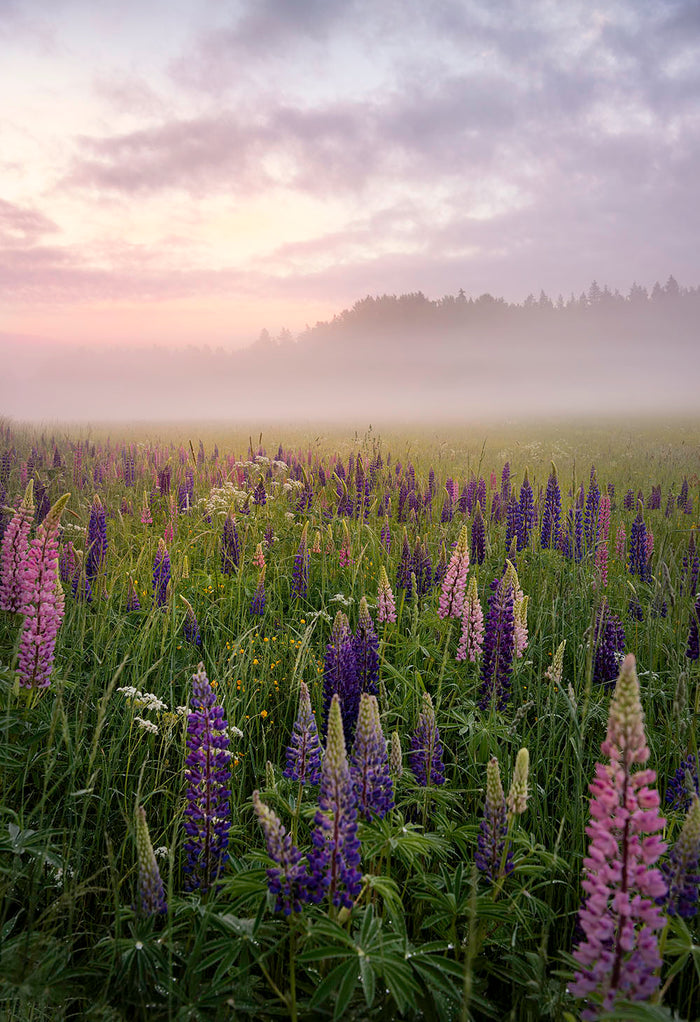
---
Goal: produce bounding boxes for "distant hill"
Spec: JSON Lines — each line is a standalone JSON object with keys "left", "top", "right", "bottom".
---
{"left": 3, "top": 279, "right": 699, "bottom": 421}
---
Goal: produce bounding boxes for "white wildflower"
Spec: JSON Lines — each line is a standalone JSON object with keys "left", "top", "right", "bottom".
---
{"left": 134, "top": 717, "right": 159, "bottom": 734}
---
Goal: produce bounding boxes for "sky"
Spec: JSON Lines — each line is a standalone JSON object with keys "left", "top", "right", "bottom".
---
{"left": 1, "top": 0, "right": 700, "bottom": 351}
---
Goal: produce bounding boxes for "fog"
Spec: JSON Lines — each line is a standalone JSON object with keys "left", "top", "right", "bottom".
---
{"left": 3, "top": 284, "right": 698, "bottom": 423}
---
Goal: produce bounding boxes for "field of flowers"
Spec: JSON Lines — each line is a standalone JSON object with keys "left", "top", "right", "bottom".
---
{"left": 1, "top": 419, "right": 699, "bottom": 1022}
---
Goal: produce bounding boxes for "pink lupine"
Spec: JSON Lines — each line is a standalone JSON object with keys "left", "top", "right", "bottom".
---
{"left": 377, "top": 565, "right": 396, "bottom": 624}
{"left": 645, "top": 529, "right": 654, "bottom": 563}
{"left": 456, "top": 576, "right": 484, "bottom": 662}
{"left": 570, "top": 654, "right": 667, "bottom": 1017}
{"left": 16, "top": 493, "right": 70, "bottom": 690}
{"left": 0, "top": 480, "right": 34, "bottom": 613}
{"left": 438, "top": 524, "right": 469, "bottom": 620}
{"left": 595, "top": 543, "right": 609, "bottom": 587}
{"left": 597, "top": 495, "right": 611, "bottom": 545}
{"left": 253, "top": 542, "right": 266, "bottom": 569}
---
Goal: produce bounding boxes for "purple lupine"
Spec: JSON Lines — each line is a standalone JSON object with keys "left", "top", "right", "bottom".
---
{"left": 470, "top": 501, "right": 486, "bottom": 565}
{"left": 686, "top": 594, "right": 700, "bottom": 661}
{"left": 433, "top": 541, "right": 447, "bottom": 588}
{"left": 540, "top": 464, "right": 561, "bottom": 549}
{"left": 135, "top": 805, "right": 167, "bottom": 916}
{"left": 661, "top": 795, "right": 700, "bottom": 918}
{"left": 680, "top": 531, "right": 699, "bottom": 596}
{"left": 475, "top": 756, "right": 513, "bottom": 884}
{"left": 412, "top": 536, "right": 433, "bottom": 596}
{"left": 305, "top": 694, "right": 362, "bottom": 909}
{"left": 353, "top": 596, "right": 379, "bottom": 697}
{"left": 152, "top": 539, "right": 170, "bottom": 607}
{"left": 16, "top": 493, "right": 70, "bottom": 690}
{"left": 438, "top": 524, "right": 469, "bottom": 620}
{"left": 456, "top": 576, "right": 484, "bottom": 662}
{"left": 126, "top": 578, "right": 141, "bottom": 612}
{"left": 350, "top": 692, "right": 394, "bottom": 820}
{"left": 85, "top": 494, "right": 107, "bottom": 586}
{"left": 665, "top": 755, "right": 699, "bottom": 813}
{"left": 479, "top": 572, "right": 516, "bottom": 711}
{"left": 570, "top": 655, "right": 667, "bottom": 1016}
{"left": 183, "top": 663, "right": 231, "bottom": 892}
{"left": 584, "top": 468, "right": 601, "bottom": 553}
{"left": 253, "top": 479, "right": 266, "bottom": 505}
{"left": 58, "top": 541, "right": 78, "bottom": 585}
{"left": 0, "top": 480, "right": 34, "bottom": 613}
{"left": 250, "top": 565, "right": 266, "bottom": 616}
{"left": 71, "top": 556, "right": 92, "bottom": 603}
{"left": 291, "top": 522, "right": 309, "bottom": 600}
{"left": 517, "top": 470, "right": 535, "bottom": 550}
{"left": 591, "top": 600, "right": 626, "bottom": 688}
{"left": 322, "top": 611, "right": 361, "bottom": 744}
{"left": 440, "top": 487, "right": 454, "bottom": 523}
{"left": 377, "top": 565, "right": 397, "bottom": 624}
{"left": 221, "top": 510, "right": 240, "bottom": 574}
{"left": 380, "top": 516, "right": 391, "bottom": 552}
{"left": 396, "top": 528, "right": 412, "bottom": 594}
{"left": 409, "top": 691, "right": 446, "bottom": 787}
{"left": 505, "top": 496, "right": 519, "bottom": 551}
{"left": 284, "top": 680, "right": 322, "bottom": 785}
{"left": 252, "top": 791, "right": 307, "bottom": 915}
{"left": 629, "top": 505, "right": 652, "bottom": 583}
{"left": 180, "top": 596, "right": 202, "bottom": 646}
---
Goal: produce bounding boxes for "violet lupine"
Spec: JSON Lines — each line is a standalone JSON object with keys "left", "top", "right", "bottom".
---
{"left": 438, "top": 524, "right": 469, "bottom": 620}
{"left": 479, "top": 571, "right": 516, "bottom": 711}
{"left": 584, "top": 468, "right": 601, "bottom": 553}
{"left": 377, "top": 564, "right": 397, "bottom": 624}
{"left": 183, "top": 663, "right": 231, "bottom": 892}
{"left": 629, "top": 506, "right": 652, "bottom": 583}
{"left": 322, "top": 611, "right": 362, "bottom": 744}
{"left": 152, "top": 539, "right": 170, "bottom": 608}
{"left": 353, "top": 596, "right": 379, "bottom": 697}
{"left": 456, "top": 576, "right": 484, "bottom": 662}
{"left": 540, "top": 463, "right": 561, "bottom": 549}
{"left": 250, "top": 565, "right": 266, "bottom": 616}
{"left": 0, "top": 479, "right": 34, "bottom": 613}
{"left": 350, "top": 692, "right": 393, "bottom": 820}
{"left": 592, "top": 601, "right": 626, "bottom": 689}
{"left": 661, "top": 795, "right": 700, "bottom": 918}
{"left": 284, "top": 680, "right": 322, "bottom": 785}
{"left": 409, "top": 691, "right": 446, "bottom": 787}
{"left": 396, "top": 528, "right": 413, "bottom": 593}
{"left": 126, "top": 578, "right": 141, "bottom": 612}
{"left": 570, "top": 654, "right": 667, "bottom": 1017}
{"left": 180, "top": 596, "right": 202, "bottom": 646}
{"left": 16, "top": 493, "right": 70, "bottom": 690}
{"left": 686, "top": 594, "right": 700, "bottom": 661}
{"left": 252, "top": 790, "right": 307, "bottom": 915}
{"left": 475, "top": 756, "right": 513, "bottom": 884}
{"left": 305, "top": 694, "right": 362, "bottom": 909}
{"left": 517, "top": 469, "right": 535, "bottom": 550}
{"left": 221, "top": 510, "right": 240, "bottom": 574}
{"left": 291, "top": 522, "right": 309, "bottom": 599}
{"left": 58, "top": 541, "right": 78, "bottom": 585}
{"left": 135, "top": 805, "right": 167, "bottom": 916}
{"left": 470, "top": 501, "right": 486, "bottom": 565}
{"left": 665, "top": 755, "right": 699, "bottom": 813}
{"left": 85, "top": 494, "right": 107, "bottom": 587}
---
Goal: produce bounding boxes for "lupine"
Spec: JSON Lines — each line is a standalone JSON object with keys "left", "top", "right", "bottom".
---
{"left": 322, "top": 612, "right": 361, "bottom": 744}
{"left": 16, "top": 493, "right": 70, "bottom": 690}
{"left": 506, "top": 748, "right": 530, "bottom": 819}
{"left": 685, "top": 594, "right": 700, "bottom": 661}
{"left": 305, "top": 694, "right": 362, "bottom": 909}
{"left": 126, "top": 577, "right": 141, "bottom": 612}
{"left": 456, "top": 575, "right": 484, "bottom": 662}
{"left": 180, "top": 596, "right": 202, "bottom": 646}
{"left": 0, "top": 479, "right": 34, "bottom": 613}
{"left": 540, "top": 463, "right": 561, "bottom": 549}
{"left": 629, "top": 505, "right": 652, "bottom": 583}
{"left": 479, "top": 570, "right": 516, "bottom": 711}
{"left": 221, "top": 510, "right": 240, "bottom": 574}
{"left": 584, "top": 468, "right": 600, "bottom": 552}
{"left": 470, "top": 500, "right": 486, "bottom": 564}
{"left": 517, "top": 469, "right": 535, "bottom": 550}
{"left": 438, "top": 524, "right": 469, "bottom": 620}
{"left": 152, "top": 539, "right": 170, "bottom": 608}
{"left": 396, "top": 528, "right": 413, "bottom": 593}
{"left": 252, "top": 791, "right": 307, "bottom": 915}
{"left": 545, "top": 639, "right": 566, "bottom": 686}
{"left": 665, "top": 755, "right": 699, "bottom": 813}
{"left": 291, "top": 521, "right": 309, "bottom": 599}
{"left": 354, "top": 596, "right": 379, "bottom": 694}
{"left": 350, "top": 692, "right": 394, "bottom": 820}
{"left": 409, "top": 691, "right": 445, "bottom": 787}
{"left": 390, "top": 731, "right": 403, "bottom": 778}
{"left": 615, "top": 522, "right": 626, "bottom": 560}
{"left": 252, "top": 542, "right": 265, "bottom": 569}
{"left": 475, "top": 756, "right": 513, "bottom": 883}
{"left": 377, "top": 564, "right": 397, "bottom": 623}
{"left": 85, "top": 494, "right": 107, "bottom": 587}
{"left": 284, "top": 680, "right": 322, "bottom": 785}
{"left": 58, "top": 540, "right": 78, "bottom": 585}
{"left": 592, "top": 600, "right": 626, "bottom": 688}
{"left": 570, "top": 654, "right": 667, "bottom": 1017}
{"left": 250, "top": 564, "right": 266, "bottom": 616}
{"left": 135, "top": 805, "right": 167, "bottom": 916}
{"left": 183, "top": 663, "right": 231, "bottom": 892}
{"left": 661, "top": 795, "right": 700, "bottom": 918}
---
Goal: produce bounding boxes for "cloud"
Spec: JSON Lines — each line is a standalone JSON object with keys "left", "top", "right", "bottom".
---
{"left": 0, "top": 199, "right": 59, "bottom": 247}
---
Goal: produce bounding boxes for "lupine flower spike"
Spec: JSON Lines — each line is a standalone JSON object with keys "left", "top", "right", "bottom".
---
{"left": 291, "top": 522, "right": 309, "bottom": 599}
{"left": 506, "top": 748, "right": 529, "bottom": 820}
{"left": 0, "top": 479, "right": 34, "bottom": 613}
{"left": 456, "top": 575, "right": 484, "bottom": 662}
{"left": 475, "top": 756, "right": 513, "bottom": 884}
{"left": 252, "top": 791, "right": 307, "bottom": 915}
{"left": 350, "top": 692, "right": 394, "bottom": 820}
{"left": 377, "top": 564, "right": 397, "bottom": 623}
{"left": 544, "top": 639, "right": 566, "bottom": 686}
{"left": 180, "top": 595, "right": 202, "bottom": 646}
{"left": 183, "top": 663, "right": 232, "bottom": 892}
{"left": 438, "top": 524, "right": 469, "bottom": 619}
{"left": 390, "top": 730, "right": 403, "bottom": 778}
{"left": 570, "top": 654, "right": 667, "bottom": 1017}
{"left": 17, "top": 493, "right": 70, "bottom": 690}
{"left": 284, "top": 680, "right": 322, "bottom": 785}
{"left": 305, "top": 694, "right": 362, "bottom": 909}
{"left": 661, "top": 795, "right": 700, "bottom": 919}
{"left": 135, "top": 805, "right": 167, "bottom": 916}
{"left": 409, "top": 691, "right": 445, "bottom": 787}
{"left": 152, "top": 539, "right": 171, "bottom": 608}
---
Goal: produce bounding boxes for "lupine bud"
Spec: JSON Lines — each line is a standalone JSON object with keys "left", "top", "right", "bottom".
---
{"left": 475, "top": 756, "right": 513, "bottom": 883}
{"left": 662, "top": 795, "right": 700, "bottom": 918}
{"left": 506, "top": 748, "right": 529, "bottom": 818}
{"left": 284, "top": 680, "right": 322, "bottom": 785}
{"left": 390, "top": 730, "right": 403, "bottom": 777}
{"left": 545, "top": 639, "right": 566, "bottom": 686}
{"left": 135, "top": 805, "right": 167, "bottom": 916}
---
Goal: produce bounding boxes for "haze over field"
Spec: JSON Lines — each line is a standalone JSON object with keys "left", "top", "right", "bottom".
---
{"left": 2, "top": 0, "right": 699, "bottom": 419}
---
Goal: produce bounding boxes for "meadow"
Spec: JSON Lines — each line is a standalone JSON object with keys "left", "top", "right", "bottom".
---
{"left": 1, "top": 417, "right": 699, "bottom": 1022}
